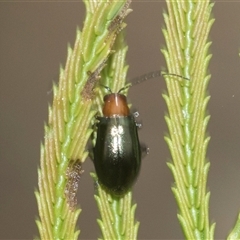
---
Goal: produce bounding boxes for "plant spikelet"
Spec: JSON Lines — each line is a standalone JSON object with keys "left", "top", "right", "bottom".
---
{"left": 35, "top": 1, "right": 132, "bottom": 238}
{"left": 162, "top": 1, "right": 215, "bottom": 239}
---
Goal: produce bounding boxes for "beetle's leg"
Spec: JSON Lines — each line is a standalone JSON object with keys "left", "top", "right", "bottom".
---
{"left": 140, "top": 144, "right": 149, "bottom": 158}
{"left": 133, "top": 111, "right": 139, "bottom": 118}
{"left": 89, "top": 116, "right": 100, "bottom": 160}
{"left": 94, "top": 178, "right": 100, "bottom": 190}
{"left": 133, "top": 111, "right": 142, "bottom": 128}
{"left": 136, "top": 122, "right": 142, "bottom": 128}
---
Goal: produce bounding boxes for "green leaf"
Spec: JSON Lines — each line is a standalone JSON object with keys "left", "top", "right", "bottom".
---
{"left": 35, "top": 0, "right": 132, "bottom": 239}
{"left": 162, "top": 1, "right": 215, "bottom": 239}
{"left": 91, "top": 173, "right": 139, "bottom": 240}
{"left": 227, "top": 214, "right": 240, "bottom": 240}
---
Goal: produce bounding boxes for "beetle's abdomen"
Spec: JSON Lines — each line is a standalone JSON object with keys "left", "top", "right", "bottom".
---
{"left": 93, "top": 116, "right": 141, "bottom": 195}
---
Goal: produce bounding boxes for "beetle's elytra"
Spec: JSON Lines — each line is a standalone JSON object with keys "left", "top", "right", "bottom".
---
{"left": 93, "top": 89, "right": 142, "bottom": 196}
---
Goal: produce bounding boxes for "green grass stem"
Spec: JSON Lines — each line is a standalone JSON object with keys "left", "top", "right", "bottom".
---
{"left": 35, "top": 1, "right": 133, "bottom": 239}
{"left": 162, "top": 1, "right": 215, "bottom": 239}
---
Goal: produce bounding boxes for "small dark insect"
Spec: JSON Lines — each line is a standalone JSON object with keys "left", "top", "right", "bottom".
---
{"left": 93, "top": 85, "right": 143, "bottom": 196}
{"left": 65, "top": 160, "right": 84, "bottom": 210}
{"left": 93, "top": 71, "right": 188, "bottom": 196}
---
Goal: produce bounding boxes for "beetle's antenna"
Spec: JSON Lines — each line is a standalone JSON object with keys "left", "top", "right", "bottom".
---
{"left": 118, "top": 83, "right": 132, "bottom": 93}
{"left": 99, "top": 71, "right": 190, "bottom": 94}
{"left": 130, "top": 70, "right": 162, "bottom": 86}
{"left": 129, "top": 70, "right": 190, "bottom": 86}
{"left": 100, "top": 84, "right": 112, "bottom": 93}
{"left": 161, "top": 72, "right": 190, "bottom": 81}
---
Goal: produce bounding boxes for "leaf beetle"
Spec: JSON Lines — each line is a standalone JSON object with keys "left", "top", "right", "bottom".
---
{"left": 93, "top": 85, "right": 142, "bottom": 196}
{"left": 92, "top": 71, "right": 188, "bottom": 196}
